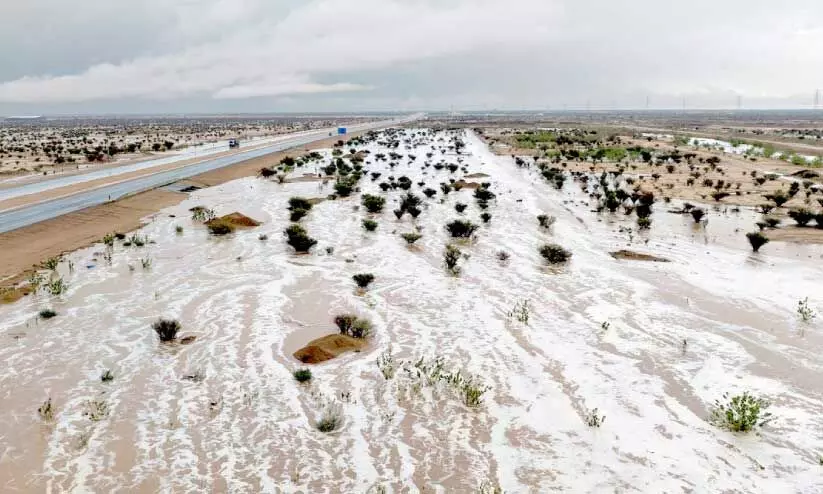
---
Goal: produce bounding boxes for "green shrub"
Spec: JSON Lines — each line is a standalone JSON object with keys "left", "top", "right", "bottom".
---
{"left": 101, "top": 370, "right": 114, "bottom": 382}
{"left": 290, "top": 208, "right": 308, "bottom": 222}
{"left": 361, "top": 194, "right": 386, "bottom": 213}
{"left": 444, "top": 244, "right": 462, "bottom": 274}
{"left": 393, "top": 209, "right": 405, "bottom": 219}
{"left": 637, "top": 217, "right": 651, "bottom": 229}
{"left": 709, "top": 391, "right": 774, "bottom": 432}
{"left": 316, "top": 405, "right": 342, "bottom": 433}
{"left": 446, "top": 220, "right": 478, "bottom": 238}
{"left": 539, "top": 244, "right": 571, "bottom": 264}
{"left": 284, "top": 224, "right": 317, "bottom": 253}
{"left": 362, "top": 219, "right": 378, "bottom": 231}
{"left": 455, "top": 202, "right": 468, "bottom": 213}
{"left": 401, "top": 232, "right": 422, "bottom": 245}
{"left": 288, "top": 197, "right": 313, "bottom": 211}
{"left": 423, "top": 188, "right": 437, "bottom": 198}
{"left": 746, "top": 231, "right": 769, "bottom": 252}
{"left": 481, "top": 212, "right": 492, "bottom": 223}
{"left": 788, "top": 208, "right": 814, "bottom": 227}
{"left": 407, "top": 206, "right": 422, "bottom": 218}
{"left": 293, "top": 369, "right": 312, "bottom": 383}
{"left": 152, "top": 318, "right": 181, "bottom": 342}
{"left": 352, "top": 273, "right": 375, "bottom": 288}
{"left": 39, "top": 309, "right": 57, "bottom": 319}
{"left": 537, "top": 214, "right": 555, "bottom": 228}
{"left": 334, "top": 314, "right": 372, "bottom": 338}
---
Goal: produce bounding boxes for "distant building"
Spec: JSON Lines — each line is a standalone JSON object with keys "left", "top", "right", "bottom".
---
{"left": 4, "top": 115, "right": 45, "bottom": 122}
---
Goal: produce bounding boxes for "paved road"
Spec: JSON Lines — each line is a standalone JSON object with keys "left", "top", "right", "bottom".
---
{"left": 0, "top": 114, "right": 421, "bottom": 234}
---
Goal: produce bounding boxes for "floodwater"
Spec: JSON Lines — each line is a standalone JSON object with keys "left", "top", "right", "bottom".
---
{"left": 690, "top": 137, "right": 818, "bottom": 164}
{"left": 1, "top": 129, "right": 822, "bottom": 492}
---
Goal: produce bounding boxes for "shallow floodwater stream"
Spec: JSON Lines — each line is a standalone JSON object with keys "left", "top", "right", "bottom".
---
{"left": 1, "top": 130, "right": 822, "bottom": 492}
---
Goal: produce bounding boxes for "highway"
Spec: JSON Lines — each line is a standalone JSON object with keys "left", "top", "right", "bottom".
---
{"left": 0, "top": 114, "right": 422, "bottom": 234}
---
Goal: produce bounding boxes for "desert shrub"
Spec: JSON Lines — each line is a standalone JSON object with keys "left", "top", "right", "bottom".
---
{"left": 765, "top": 217, "right": 781, "bottom": 228}
{"left": 316, "top": 404, "right": 343, "bottom": 433}
{"left": 788, "top": 208, "right": 814, "bottom": 227}
{"left": 444, "top": 244, "right": 462, "bottom": 274}
{"left": 637, "top": 217, "right": 651, "bottom": 229}
{"left": 352, "top": 273, "right": 375, "bottom": 288}
{"left": 38, "top": 397, "right": 55, "bottom": 422}
{"left": 455, "top": 202, "right": 468, "bottom": 213}
{"left": 379, "top": 182, "right": 391, "bottom": 192}
{"left": 175, "top": 225, "right": 184, "bottom": 234}
{"left": 351, "top": 319, "right": 373, "bottom": 338}
{"left": 334, "top": 314, "right": 371, "bottom": 338}
{"left": 481, "top": 212, "right": 492, "bottom": 223}
{"left": 284, "top": 224, "right": 317, "bottom": 252}
{"left": 539, "top": 244, "right": 571, "bottom": 264}
{"left": 814, "top": 213, "right": 823, "bottom": 228}
{"left": 537, "top": 214, "right": 556, "bottom": 228}
{"left": 152, "top": 318, "right": 181, "bottom": 342}
{"left": 334, "top": 177, "right": 357, "bottom": 197}
{"left": 709, "top": 391, "right": 774, "bottom": 432}
{"left": 39, "top": 309, "right": 57, "bottom": 319}
{"left": 446, "top": 220, "right": 478, "bottom": 238}
{"left": 496, "top": 251, "right": 510, "bottom": 261}
{"left": 746, "top": 231, "right": 769, "bottom": 252}
{"left": 712, "top": 192, "right": 730, "bottom": 202}
{"left": 474, "top": 187, "right": 496, "bottom": 201}
{"left": 207, "top": 220, "right": 234, "bottom": 235}
{"left": 361, "top": 194, "right": 386, "bottom": 213}
{"left": 370, "top": 172, "right": 382, "bottom": 181}
{"left": 758, "top": 204, "right": 775, "bottom": 214}
{"left": 408, "top": 206, "right": 422, "bottom": 218}
{"left": 288, "top": 197, "right": 313, "bottom": 211}
{"left": 334, "top": 314, "right": 357, "bottom": 333}
{"left": 401, "top": 232, "right": 422, "bottom": 245}
{"left": 290, "top": 208, "right": 308, "bottom": 222}
{"left": 440, "top": 183, "right": 452, "bottom": 195}
{"left": 393, "top": 209, "right": 404, "bottom": 219}
{"left": 259, "top": 167, "right": 276, "bottom": 177}
{"left": 362, "top": 219, "right": 378, "bottom": 231}
{"left": 423, "top": 188, "right": 437, "bottom": 198}
{"left": 764, "top": 191, "right": 789, "bottom": 207}
{"left": 400, "top": 192, "right": 422, "bottom": 212}
{"left": 293, "top": 369, "right": 312, "bottom": 383}
{"left": 101, "top": 369, "right": 114, "bottom": 382}
{"left": 690, "top": 208, "right": 705, "bottom": 223}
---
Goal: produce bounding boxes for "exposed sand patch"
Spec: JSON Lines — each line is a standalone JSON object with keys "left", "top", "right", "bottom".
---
{"left": 609, "top": 250, "right": 671, "bottom": 262}
{"left": 765, "top": 226, "right": 823, "bottom": 244}
{"left": 293, "top": 334, "right": 367, "bottom": 364}
{"left": 207, "top": 212, "right": 261, "bottom": 229}
{"left": 465, "top": 172, "right": 490, "bottom": 179}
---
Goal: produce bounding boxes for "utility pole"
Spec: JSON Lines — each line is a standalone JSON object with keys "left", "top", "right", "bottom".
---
{"left": 737, "top": 95, "right": 742, "bottom": 110}
{"left": 646, "top": 95, "right": 650, "bottom": 109}
{"left": 815, "top": 89, "right": 820, "bottom": 110}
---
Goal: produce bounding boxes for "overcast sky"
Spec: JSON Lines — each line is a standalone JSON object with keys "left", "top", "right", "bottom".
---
{"left": 1, "top": 0, "right": 821, "bottom": 114}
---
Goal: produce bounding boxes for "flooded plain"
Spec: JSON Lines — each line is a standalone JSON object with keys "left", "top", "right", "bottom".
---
{"left": 1, "top": 129, "right": 822, "bottom": 492}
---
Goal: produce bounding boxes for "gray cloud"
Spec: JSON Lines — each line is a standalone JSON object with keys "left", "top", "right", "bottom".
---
{"left": 1, "top": 0, "right": 821, "bottom": 113}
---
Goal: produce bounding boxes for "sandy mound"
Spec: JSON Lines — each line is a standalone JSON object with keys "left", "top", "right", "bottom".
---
{"left": 766, "top": 226, "right": 823, "bottom": 245}
{"left": 207, "top": 212, "right": 261, "bottom": 228}
{"left": 465, "top": 173, "right": 490, "bottom": 179}
{"left": 454, "top": 180, "right": 481, "bottom": 190}
{"left": 610, "top": 250, "right": 670, "bottom": 262}
{"left": 1, "top": 285, "right": 33, "bottom": 304}
{"left": 293, "top": 334, "right": 366, "bottom": 364}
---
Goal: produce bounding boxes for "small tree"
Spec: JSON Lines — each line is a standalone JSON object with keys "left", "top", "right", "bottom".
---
{"left": 455, "top": 202, "right": 468, "bottom": 213}
{"left": 690, "top": 208, "right": 705, "bottom": 224}
{"left": 288, "top": 197, "right": 313, "bottom": 211}
{"left": 152, "top": 318, "right": 181, "bottom": 342}
{"left": 746, "top": 231, "right": 769, "bottom": 252}
{"left": 284, "top": 224, "right": 317, "bottom": 253}
{"left": 788, "top": 208, "right": 814, "bottom": 227}
{"left": 481, "top": 212, "right": 492, "bottom": 223}
{"left": 539, "top": 244, "right": 571, "bottom": 264}
{"left": 352, "top": 273, "right": 375, "bottom": 289}
{"left": 293, "top": 369, "right": 312, "bottom": 383}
